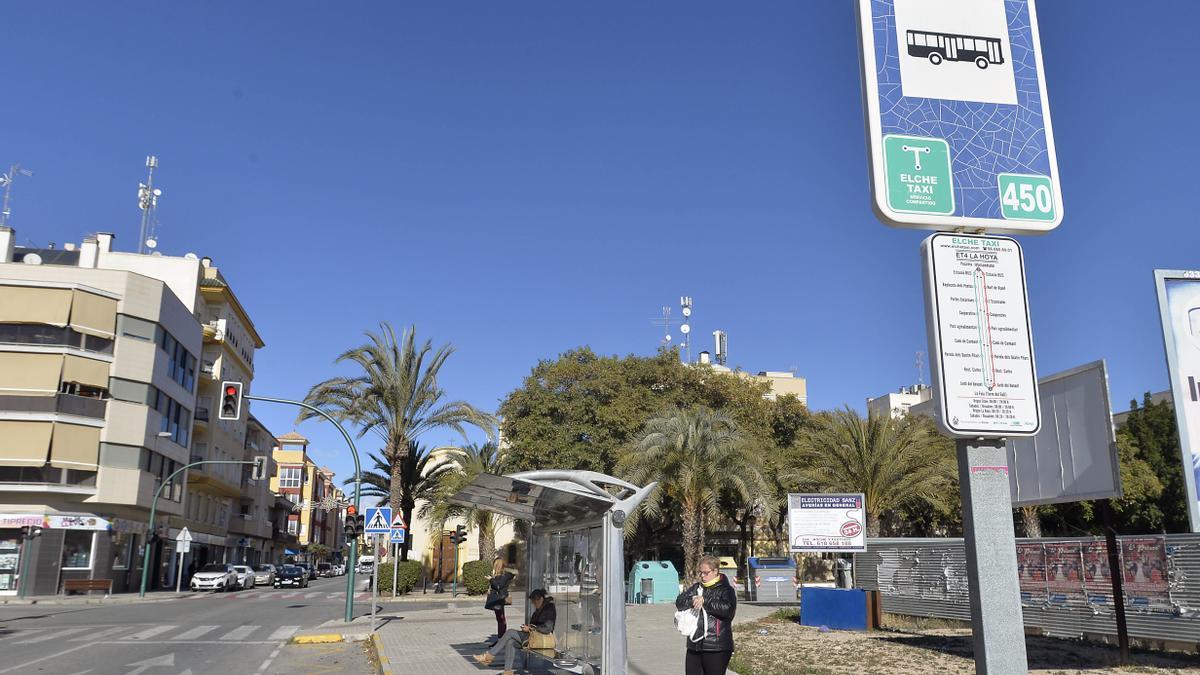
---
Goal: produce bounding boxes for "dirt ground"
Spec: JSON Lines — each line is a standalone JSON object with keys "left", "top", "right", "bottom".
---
{"left": 729, "top": 612, "right": 1200, "bottom": 675}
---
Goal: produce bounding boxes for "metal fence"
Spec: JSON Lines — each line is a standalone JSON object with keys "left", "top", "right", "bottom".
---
{"left": 855, "top": 535, "right": 1200, "bottom": 645}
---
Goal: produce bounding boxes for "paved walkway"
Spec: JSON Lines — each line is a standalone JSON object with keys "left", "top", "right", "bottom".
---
{"left": 373, "top": 595, "right": 776, "bottom": 674}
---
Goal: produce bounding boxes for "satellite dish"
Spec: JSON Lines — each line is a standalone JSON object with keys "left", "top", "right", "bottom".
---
{"left": 145, "top": 239, "right": 157, "bottom": 249}
{"left": 665, "top": 335, "right": 673, "bottom": 342}
{"left": 22, "top": 253, "right": 42, "bottom": 265}
{"left": 680, "top": 324, "right": 691, "bottom": 334}
{"left": 184, "top": 252, "right": 198, "bottom": 260}
{"left": 682, "top": 307, "right": 692, "bottom": 317}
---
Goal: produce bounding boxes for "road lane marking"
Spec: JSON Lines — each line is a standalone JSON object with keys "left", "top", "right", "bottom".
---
{"left": 70, "top": 626, "right": 131, "bottom": 641}
{"left": 171, "top": 625, "right": 219, "bottom": 640}
{"left": 0, "top": 642, "right": 93, "bottom": 673}
{"left": 123, "top": 625, "right": 177, "bottom": 640}
{"left": 304, "top": 592, "right": 323, "bottom": 599}
{"left": 267, "top": 626, "right": 299, "bottom": 641}
{"left": 256, "top": 645, "right": 283, "bottom": 673}
{"left": 16, "top": 627, "right": 89, "bottom": 643}
{"left": 218, "top": 625, "right": 260, "bottom": 641}
{"left": 279, "top": 592, "right": 301, "bottom": 598}
{"left": 0, "top": 629, "right": 44, "bottom": 641}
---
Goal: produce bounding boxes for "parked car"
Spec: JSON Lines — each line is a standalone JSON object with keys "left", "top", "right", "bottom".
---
{"left": 232, "top": 565, "right": 256, "bottom": 590}
{"left": 191, "top": 563, "right": 237, "bottom": 592}
{"left": 274, "top": 564, "right": 309, "bottom": 588}
{"left": 252, "top": 564, "right": 276, "bottom": 586}
{"left": 316, "top": 562, "right": 333, "bottom": 577}
{"left": 333, "top": 563, "right": 345, "bottom": 576}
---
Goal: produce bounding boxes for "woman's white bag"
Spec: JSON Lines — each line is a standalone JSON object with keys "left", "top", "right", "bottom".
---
{"left": 673, "top": 588, "right": 708, "bottom": 642}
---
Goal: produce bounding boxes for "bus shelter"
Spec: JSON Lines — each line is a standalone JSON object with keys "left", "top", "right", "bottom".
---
{"left": 449, "top": 470, "right": 656, "bottom": 675}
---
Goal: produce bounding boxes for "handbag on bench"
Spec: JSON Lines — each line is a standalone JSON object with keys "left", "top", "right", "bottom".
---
{"left": 524, "top": 630, "right": 556, "bottom": 650}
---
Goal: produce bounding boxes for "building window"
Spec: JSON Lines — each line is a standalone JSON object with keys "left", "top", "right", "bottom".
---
{"left": 155, "top": 391, "right": 192, "bottom": 447}
{"left": 111, "top": 531, "right": 131, "bottom": 569}
{"left": 61, "top": 531, "right": 95, "bottom": 569}
{"left": 0, "top": 465, "right": 96, "bottom": 487}
{"left": 0, "top": 323, "right": 113, "bottom": 355}
{"left": 279, "top": 467, "right": 302, "bottom": 489}
{"left": 287, "top": 519, "right": 298, "bottom": 535}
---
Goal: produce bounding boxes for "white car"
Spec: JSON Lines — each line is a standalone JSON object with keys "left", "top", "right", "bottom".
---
{"left": 191, "top": 563, "right": 237, "bottom": 592}
{"left": 232, "top": 565, "right": 256, "bottom": 590}
{"left": 253, "top": 564, "right": 276, "bottom": 586}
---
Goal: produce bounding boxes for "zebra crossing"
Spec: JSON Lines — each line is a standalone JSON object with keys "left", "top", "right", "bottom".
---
{"left": 186, "top": 590, "right": 370, "bottom": 601}
{"left": 1, "top": 623, "right": 302, "bottom": 644}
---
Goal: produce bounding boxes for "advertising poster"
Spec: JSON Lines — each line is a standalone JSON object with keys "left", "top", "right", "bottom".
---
{"left": 1155, "top": 272, "right": 1200, "bottom": 532}
{"left": 1080, "top": 541, "right": 1114, "bottom": 606}
{"left": 787, "top": 493, "right": 866, "bottom": 552}
{"left": 1015, "top": 543, "right": 1046, "bottom": 605}
{"left": 1043, "top": 542, "right": 1084, "bottom": 605}
{"left": 1121, "top": 537, "right": 1170, "bottom": 609}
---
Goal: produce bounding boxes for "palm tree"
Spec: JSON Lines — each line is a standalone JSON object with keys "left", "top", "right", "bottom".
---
{"left": 785, "top": 408, "right": 955, "bottom": 537}
{"left": 420, "top": 442, "right": 506, "bottom": 560}
{"left": 618, "top": 407, "right": 768, "bottom": 581}
{"left": 352, "top": 443, "right": 458, "bottom": 559}
{"left": 301, "top": 323, "right": 496, "bottom": 559}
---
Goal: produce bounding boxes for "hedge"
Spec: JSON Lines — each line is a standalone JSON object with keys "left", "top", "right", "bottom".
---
{"left": 372, "top": 560, "right": 423, "bottom": 595}
{"left": 461, "top": 559, "right": 492, "bottom": 595}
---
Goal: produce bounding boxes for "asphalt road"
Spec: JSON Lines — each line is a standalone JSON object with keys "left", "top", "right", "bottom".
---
{"left": 0, "top": 576, "right": 372, "bottom": 675}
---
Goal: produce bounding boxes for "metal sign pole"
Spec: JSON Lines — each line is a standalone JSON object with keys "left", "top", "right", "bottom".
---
{"left": 957, "top": 438, "right": 1029, "bottom": 674}
{"left": 392, "top": 542, "right": 398, "bottom": 599}
{"left": 370, "top": 535, "right": 378, "bottom": 633}
{"left": 175, "top": 550, "right": 184, "bottom": 593}
{"left": 1101, "top": 500, "right": 1130, "bottom": 664}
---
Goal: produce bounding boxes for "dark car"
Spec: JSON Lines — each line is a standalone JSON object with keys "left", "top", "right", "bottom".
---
{"left": 316, "top": 562, "right": 332, "bottom": 577}
{"left": 274, "top": 564, "right": 309, "bottom": 588}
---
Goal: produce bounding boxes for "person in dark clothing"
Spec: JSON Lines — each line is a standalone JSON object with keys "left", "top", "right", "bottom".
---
{"left": 484, "top": 557, "right": 516, "bottom": 642}
{"left": 675, "top": 555, "right": 737, "bottom": 675}
{"left": 475, "top": 588, "right": 556, "bottom": 675}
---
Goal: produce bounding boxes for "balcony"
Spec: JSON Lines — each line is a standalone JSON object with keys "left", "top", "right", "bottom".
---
{"left": 0, "top": 393, "right": 107, "bottom": 419}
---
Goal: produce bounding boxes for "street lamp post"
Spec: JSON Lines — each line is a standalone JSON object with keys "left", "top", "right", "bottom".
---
{"left": 139, "top": 457, "right": 256, "bottom": 597}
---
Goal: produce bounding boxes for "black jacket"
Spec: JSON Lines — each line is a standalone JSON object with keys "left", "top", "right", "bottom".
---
{"left": 675, "top": 574, "right": 737, "bottom": 652}
{"left": 485, "top": 571, "right": 515, "bottom": 610}
{"left": 528, "top": 601, "right": 556, "bottom": 634}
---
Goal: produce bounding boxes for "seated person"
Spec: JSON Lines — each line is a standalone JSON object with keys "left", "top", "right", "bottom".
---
{"left": 475, "top": 589, "right": 556, "bottom": 674}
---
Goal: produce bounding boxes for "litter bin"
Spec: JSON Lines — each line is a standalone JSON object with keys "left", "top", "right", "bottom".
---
{"left": 626, "top": 560, "right": 680, "bottom": 604}
{"left": 836, "top": 558, "right": 854, "bottom": 589}
{"left": 748, "top": 556, "right": 797, "bottom": 602}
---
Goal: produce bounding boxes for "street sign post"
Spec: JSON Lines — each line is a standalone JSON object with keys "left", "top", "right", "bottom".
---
{"left": 388, "top": 516, "right": 406, "bottom": 599}
{"left": 363, "top": 507, "right": 392, "bottom": 535}
{"left": 175, "top": 528, "right": 193, "bottom": 593}
{"left": 857, "top": 0, "right": 1062, "bottom": 234}
{"left": 922, "top": 233, "right": 1040, "bottom": 437}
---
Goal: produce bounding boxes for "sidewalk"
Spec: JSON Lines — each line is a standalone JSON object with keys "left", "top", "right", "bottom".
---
{"left": 0, "top": 589, "right": 190, "bottom": 605}
{"left": 372, "top": 596, "right": 776, "bottom": 674}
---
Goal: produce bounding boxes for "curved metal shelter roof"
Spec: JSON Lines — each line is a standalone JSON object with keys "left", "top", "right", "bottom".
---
{"left": 447, "top": 470, "right": 650, "bottom": 528}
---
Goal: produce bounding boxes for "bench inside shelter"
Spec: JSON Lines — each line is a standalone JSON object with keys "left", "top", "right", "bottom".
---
{"left": 62, "top": 578, "right": 113, "bottom": 596}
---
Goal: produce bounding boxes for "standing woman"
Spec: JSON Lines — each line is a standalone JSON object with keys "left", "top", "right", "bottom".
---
{"left": 484, "top": 557, "right": 515, "bottom": 642}
{"left": 675, "top": 555, "right": 737, "bottom": 675}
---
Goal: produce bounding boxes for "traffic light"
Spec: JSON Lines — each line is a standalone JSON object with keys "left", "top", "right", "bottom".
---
{"left": 450, "top": 524, "right": 467, "bottom": 545}
{"left": 344, "top": 511, "right": 364, "bottom": 542}
{"left": 251, "top": 455, "right": 267, "bottom": 481}
{"left": 20, "top": 525, "right": 42, "bottom": 540}
{"left": 218, "top": 381, "right": 243, "bottom": 420}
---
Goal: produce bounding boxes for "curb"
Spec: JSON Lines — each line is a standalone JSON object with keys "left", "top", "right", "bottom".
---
{"left": 371, "top": 633, "right": 394, "bottom": 675}
{"left": 290, "top": 632, "right": 372, "bottom": 645}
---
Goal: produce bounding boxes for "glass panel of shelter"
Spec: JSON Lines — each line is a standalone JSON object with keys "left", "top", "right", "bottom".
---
{"left": 530, "top": 524, "right": 604, "bottom": 672}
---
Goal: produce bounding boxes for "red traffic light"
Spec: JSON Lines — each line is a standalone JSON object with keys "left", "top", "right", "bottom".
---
{"left": 225, "top": 385, "right": 238, "bottom": 396}
{"left": 346, "top": 505, "right": 357, "bottom": 516}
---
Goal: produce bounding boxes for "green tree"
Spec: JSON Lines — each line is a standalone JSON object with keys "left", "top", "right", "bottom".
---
{"left": 419, "top": 442, "right": 507, "bottom": 560}
{"left": 618, "top": 407, "right": 769, "bottom": 580}
{"left": 352, "top": 443, "right": 458, "bottom": 559}
{"left": 1119, "top": 392, "right": 1187, "bottom": 532}
{"left": 785, "top": 408, "right": 955, "bottom": 537}
{"left": 301, "top": 323, "right": 495, "bottom": 559}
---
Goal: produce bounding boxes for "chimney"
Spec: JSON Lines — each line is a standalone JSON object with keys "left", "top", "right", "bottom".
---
{"left": 79, "top": 236, "right": 99, "bottom": 268}
{"left": 0, "top": 226, "right": 13, "bottom": 264}
{"left": 699, "top": 351, "right": 711, "bottom": 365}
{"left": 96, "top": 232, "right": 115, "bottom": 255}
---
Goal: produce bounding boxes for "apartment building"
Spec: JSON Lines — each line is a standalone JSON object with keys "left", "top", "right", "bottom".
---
{"left": 269, "top": 432, "right": 345, "bottom": 562}
{"left": 0, "top": 227, "right": 200, "bottom": 595}
{"left": 867, "top": 384, "right": 933, "bottom": 419}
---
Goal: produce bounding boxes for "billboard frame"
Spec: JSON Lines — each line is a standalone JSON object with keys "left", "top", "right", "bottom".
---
{"left": 1154, "top": 269, "right": 1200, "bottom": 533}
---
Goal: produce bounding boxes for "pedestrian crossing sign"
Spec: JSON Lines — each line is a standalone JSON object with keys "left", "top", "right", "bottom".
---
{"left": 389, "top": 528, "right": 406, "bottom": 544}
{"left": 363, "top": 507, "right": 392, "bottom": 534}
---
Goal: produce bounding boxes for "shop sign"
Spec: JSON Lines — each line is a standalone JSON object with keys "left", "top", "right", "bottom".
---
{"left": 46, "top": 515, "right": 112, "bottom": 530}
{"left": 0, "top": 514, "right": 44, "bottom": 528}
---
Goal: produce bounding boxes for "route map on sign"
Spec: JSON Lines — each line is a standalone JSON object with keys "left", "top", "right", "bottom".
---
{"left": 923, "top": 233, "right": 1040, "bottom": 436}
{"left": 858, "top": 0, "right": 1062, "bottom": 232}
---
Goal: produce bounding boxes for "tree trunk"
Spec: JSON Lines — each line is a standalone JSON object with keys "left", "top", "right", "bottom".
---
{"left": 400, "top": 502, "right": 415, "bottom": 561}
{"left": 867, "top": 510, "right": 882, "bottom": 538}
{"left": 681, "top": 503, "right": 701, "bottom": 582}
{"left": 1020, "top": 506, "right": 1042, "bottom": 538}
{"left": 478, "top": 514, "right": 496, "bottom": 562}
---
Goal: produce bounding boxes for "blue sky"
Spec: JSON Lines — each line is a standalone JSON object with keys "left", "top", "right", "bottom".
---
{"left": 3, "top": 2, "right": 1198, "bottom": 483}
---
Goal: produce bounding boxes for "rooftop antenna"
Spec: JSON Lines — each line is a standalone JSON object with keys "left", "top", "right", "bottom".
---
{"left": 137, "top": 155, "right": 163, "bottom": 254}
{"left": 0, "top": 164, "right": 34, "bottom": 228}
{"left": 679, "top": 296, "right": 693, "bottom": 363}
{"left": 915, "top": 350, "right": 926, "bottom": 387}
{"left": 650, "top": 305, "right": 678, "bottom": 350}
{"left": 712, "top": 330, "right": 728, "bottom": 366}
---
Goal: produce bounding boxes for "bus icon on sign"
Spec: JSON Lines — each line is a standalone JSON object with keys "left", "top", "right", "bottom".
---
{"left": 907, "top": 30, "right": 1004, "bottom": 69}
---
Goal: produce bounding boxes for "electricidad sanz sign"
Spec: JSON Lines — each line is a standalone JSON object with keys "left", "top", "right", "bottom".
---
{"left": 922, "top": 233, "right": 1040, "bottom": 437}
{"left": 857, "top": 0, "right": 1062, "bottom": 233}
{"left": 787, "top": 493, "right": 867, "bottom": 552}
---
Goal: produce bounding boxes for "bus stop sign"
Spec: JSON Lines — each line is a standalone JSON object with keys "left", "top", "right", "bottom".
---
{"left": 857, "top": 0, "right": 1062, "bottom": 234}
